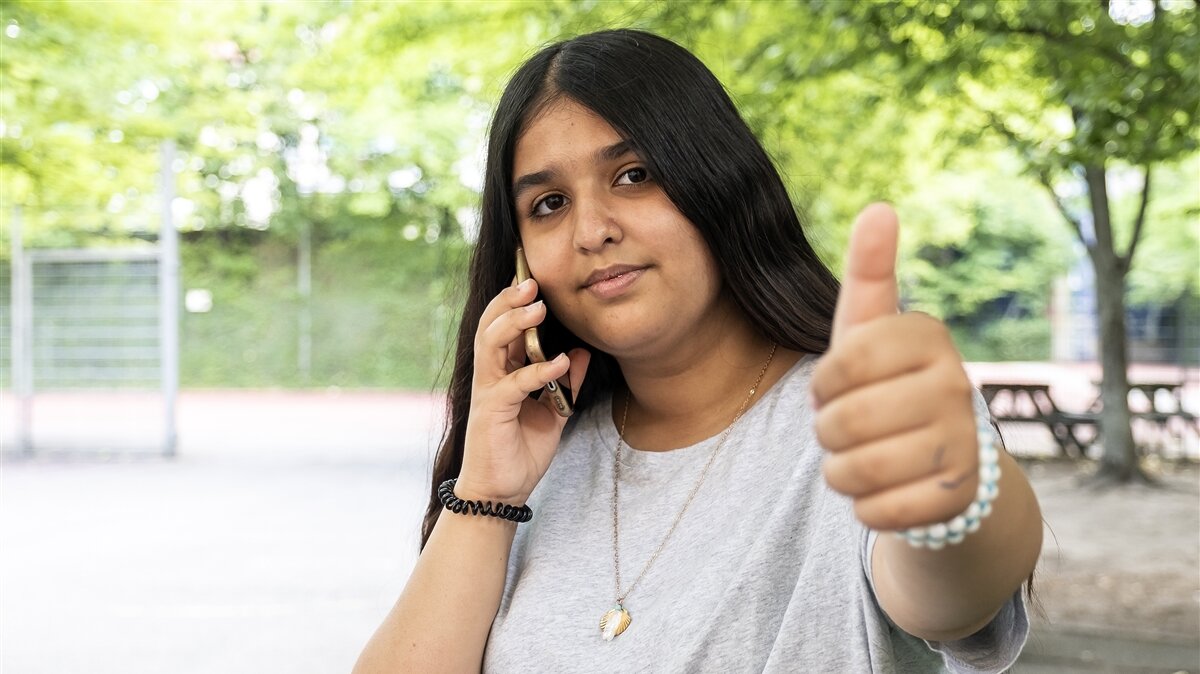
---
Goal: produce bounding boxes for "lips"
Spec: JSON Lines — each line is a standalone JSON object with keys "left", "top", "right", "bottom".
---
{"left": 583, "top": 264, "right": 648, "bottom": 289}
{"left": 582, "top": 264, "right": 649, "bottom": 301}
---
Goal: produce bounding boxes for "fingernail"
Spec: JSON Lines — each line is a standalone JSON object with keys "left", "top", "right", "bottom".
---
{"left": 518, "top": 278, "right": 534, "bottom": 292}
{"left": 554, "top": 353, "right": 567, "bottom": 364}
{"left": 524, "top": 300, "right": 544, "bottom": 313}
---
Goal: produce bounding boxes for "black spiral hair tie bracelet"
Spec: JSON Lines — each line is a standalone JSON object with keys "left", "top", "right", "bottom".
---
{"left": 438, "top": 479, "right": 533, "bottom": 523}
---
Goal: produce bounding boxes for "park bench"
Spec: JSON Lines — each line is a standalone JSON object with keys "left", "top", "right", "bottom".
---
{"left": 1088, "top": 381, "right": 1200, "bottom": 454}
{"left": 980, "top": 383, "right": 1099, "bottom": 458}
{"left": 983, "top": 380, "right": 1199, "bottom": 459}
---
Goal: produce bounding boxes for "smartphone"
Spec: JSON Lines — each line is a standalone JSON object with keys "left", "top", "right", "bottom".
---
{"left": 515, "top": 246, "right": 574, "bottom": 417}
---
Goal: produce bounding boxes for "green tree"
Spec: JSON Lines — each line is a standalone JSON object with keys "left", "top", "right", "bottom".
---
{"left": 812, "top": 0, "right": 1200, "bottom": 483}
{"left": 7, "top": 0, "right": 1192, "bottom": 404}
{"left": 897, "top": 147, "right": 1075, "bottom": 329}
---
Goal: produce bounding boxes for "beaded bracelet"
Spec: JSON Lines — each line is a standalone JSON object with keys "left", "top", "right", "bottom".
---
{"left": 895, "top": 428, "right": 1001, "bottom": 549}
{"left": 438, "top": 478, "right": 533, "bottom": 523}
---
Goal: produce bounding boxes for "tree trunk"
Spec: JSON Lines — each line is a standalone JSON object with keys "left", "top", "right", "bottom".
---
{"left": 1089, "top": 249, "right": 1139, "bottom": 479}
{"left": 1083, "top": 165, "right": 1143, "bottom": 483}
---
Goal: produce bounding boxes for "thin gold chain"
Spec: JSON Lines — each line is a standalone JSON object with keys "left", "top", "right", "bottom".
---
{"left": 611, "top": 343, "right": 778, "bottom": 604}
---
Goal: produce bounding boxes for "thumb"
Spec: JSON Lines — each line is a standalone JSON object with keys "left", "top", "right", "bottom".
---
{"left": 831, "top": 203, "right": 900, "bottom": 344}
{"left": 550, "top": 347, "right": 592, "bottom": 426}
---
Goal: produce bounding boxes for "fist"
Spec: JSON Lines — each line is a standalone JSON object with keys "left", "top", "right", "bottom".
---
{"left": 811, "top": 204, "right": 979, "bottom": 531}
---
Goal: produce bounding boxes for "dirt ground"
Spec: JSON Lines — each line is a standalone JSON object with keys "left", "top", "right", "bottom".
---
{"left": 1023, "top": 458, "right": 1200, "bottom": 642}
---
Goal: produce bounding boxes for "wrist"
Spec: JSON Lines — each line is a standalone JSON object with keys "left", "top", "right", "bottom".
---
{"left": 893, "top": 427, "right": 1000, "bottom": 549}
{"left": 440, "top": 479, "right": 533, "bottom": 524}
{"left": 451, "top": 480, "right": 530, "bottom": 507}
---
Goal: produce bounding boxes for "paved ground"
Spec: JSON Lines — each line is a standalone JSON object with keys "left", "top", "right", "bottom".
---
{"left": 1, "top": 389, "right": 1197, "bottom": 673}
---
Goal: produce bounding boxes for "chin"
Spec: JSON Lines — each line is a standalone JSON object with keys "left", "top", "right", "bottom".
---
{"left": 557, "top": 296, "right": 691, "bottom": 359}
{"left": 579, "top": 322, "right": 676, "bottom": 361}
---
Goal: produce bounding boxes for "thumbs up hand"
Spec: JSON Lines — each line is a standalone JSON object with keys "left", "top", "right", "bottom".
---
{"left": 811, "top": 204, "right": 980, "bottom": 532}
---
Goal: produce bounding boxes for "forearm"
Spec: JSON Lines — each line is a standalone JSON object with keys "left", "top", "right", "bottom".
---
{"left": 353, "top": 506, "right": 517, "bottom": 674}
{"left": 872, "top": 450, "right": 1042, "bottom": 642}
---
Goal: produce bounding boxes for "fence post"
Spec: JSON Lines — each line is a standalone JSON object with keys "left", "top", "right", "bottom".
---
{"left": 298, "top": 217, "right": 312, "bottom": 384}
{"left": 159, "top": 141, "right": 179, "bottom": 457}
{"left": 10, "top": 206, "right": 32, "bottom": 454}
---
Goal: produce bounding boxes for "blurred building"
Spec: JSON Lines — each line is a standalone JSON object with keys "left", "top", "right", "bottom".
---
{"left": 1052, "top": 257, "right": 1200, "bottom": 366}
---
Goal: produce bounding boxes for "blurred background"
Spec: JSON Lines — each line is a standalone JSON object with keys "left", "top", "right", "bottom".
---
{"left": 0, "top": 1, "right": 1197, "bottom": 672}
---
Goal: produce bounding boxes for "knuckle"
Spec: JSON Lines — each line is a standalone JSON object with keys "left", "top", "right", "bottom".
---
{"left": 831, "top": 398, "right": 868, "bottom": 445}
{"left": 838, "top": 340, "right": 877, "bottom": 383}
{"left": 822, "top": 456, "right": 847, "bottom": 493}
{"left": 847, "top": 394, "right": 872, "bottom": 427}
{"left": 907, "top": 311, "right": 945, "bottom": 340}
{"left": 540, "top": 358, "right": 561, "bottom": 377}
{"left": 949, "top": 372, "right": 974, "bottom": 399}
{"left": 483, "top": 290, "right": 512, "bottom": 319}
{"left": 500, "top": 283, "right": 522, "bottom": 302}
{"left": 515, "top": 358, "right": 559, "bottom": 391}
{"left": 516, "top": 362, "right": 542, "bottom": 387}
{"left": 853, "top": 450, "right": 889, "bottom": 492}
{"left": 829, "top": 350, "right": 859, "bottom": 385}
{"left": 868, "top": 497, "right": 912, "bottom": 531}
{"left": 938, "top": 357, "right": 971, "bottom": 391}
{"left": 480, "top": 318, "right": 504, "bottom": 349}
{"left": 928, "top": 490, "right": 971, "bottom": 524}
{"left": 499, "top": 308, "right": 523, "bottom": 335}
{"left": 908, "top": 310, "right": 939, "bottom": 329}
{"left": 813, "top": 410, "right": 839, "bottom": 450}
{"left": 854, "top": 499, "right": 884, "bottom": 530}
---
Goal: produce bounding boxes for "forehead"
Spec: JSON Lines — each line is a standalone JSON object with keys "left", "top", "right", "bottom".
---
{"left": 513, "top": 99, "right": 623, "bottom": 174}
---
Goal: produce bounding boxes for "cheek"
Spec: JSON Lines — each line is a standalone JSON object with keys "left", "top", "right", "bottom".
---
{"left": 522, "top": 244, "right": 572, "bottom": 300}
{"left": 677, "top": 229, "right": 722, "bottom": 291}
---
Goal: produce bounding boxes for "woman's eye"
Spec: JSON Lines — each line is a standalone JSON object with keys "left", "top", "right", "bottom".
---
{"left": 531, "top": 194, "right": 566, "bottom": 217}
{"left": 616, "top": 167, "right": 648, "bottom": 185}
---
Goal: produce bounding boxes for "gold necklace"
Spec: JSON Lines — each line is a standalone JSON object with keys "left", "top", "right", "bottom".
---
{"left": 600, "top": 343, "right": 778, "bottom": 642}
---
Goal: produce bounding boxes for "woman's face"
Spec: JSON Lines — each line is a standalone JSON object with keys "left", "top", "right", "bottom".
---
{"left": 512, "top": 98, "right": 731, "bottom": 360}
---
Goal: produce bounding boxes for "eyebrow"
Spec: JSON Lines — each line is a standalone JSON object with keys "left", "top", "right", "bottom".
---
{"left": 512, "top": 139, "right": 639, "bottom": 202}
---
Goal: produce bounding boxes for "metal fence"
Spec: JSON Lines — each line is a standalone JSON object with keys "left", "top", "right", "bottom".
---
{"left": 5, "top": 142, "right": 179, "bottom": 456}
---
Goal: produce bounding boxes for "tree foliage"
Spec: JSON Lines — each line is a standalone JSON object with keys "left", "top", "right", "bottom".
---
{"left": 1, "top": 1, "right": 1195, "bottom": 399}
{"left": 807, "top": 0, "right": 1199, "bottom": 481}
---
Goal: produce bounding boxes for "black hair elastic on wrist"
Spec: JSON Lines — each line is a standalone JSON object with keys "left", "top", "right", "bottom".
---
{"left": 438, "top": 479, "right": 533, "bottom": 523}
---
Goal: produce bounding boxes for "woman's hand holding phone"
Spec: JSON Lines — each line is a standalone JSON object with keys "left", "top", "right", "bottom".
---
{"left": 457, "top": 277, "right": 591, "bottom": 506}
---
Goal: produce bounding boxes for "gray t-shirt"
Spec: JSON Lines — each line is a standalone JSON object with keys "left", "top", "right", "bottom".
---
{"left": 483, "top": 355, "right": 1027, "bottom": 672}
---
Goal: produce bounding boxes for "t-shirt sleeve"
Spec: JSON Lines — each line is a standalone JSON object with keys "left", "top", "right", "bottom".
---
{"left": 863, "top": 530, "right": 1030, "bottom": 674}
{"left": 858, "top": 390, "right": 1031, "bottom": 673}
{"left": 925, "top": 586, "right": 1029, "bottom": 674}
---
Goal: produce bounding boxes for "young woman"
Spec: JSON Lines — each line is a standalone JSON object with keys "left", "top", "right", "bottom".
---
{"left": 355, "top": 29, "right": 1041, "bottom": 673}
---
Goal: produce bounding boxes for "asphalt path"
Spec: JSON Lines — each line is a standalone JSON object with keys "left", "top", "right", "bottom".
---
{"left": 1, "top": 390, "right": 1196, "bottom": 673}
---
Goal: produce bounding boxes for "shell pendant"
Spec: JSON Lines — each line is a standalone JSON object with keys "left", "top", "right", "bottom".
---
{"left": 599, "top": 604, "right": 632, "bottom": 641}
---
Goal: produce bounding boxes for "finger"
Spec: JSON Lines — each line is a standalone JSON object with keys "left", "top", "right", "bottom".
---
{"left": 477, "top": 299, "right": 547, "bottom": 380}
{"left": 811, "top": 313, "right": 951, "bottom": 407}
{"left": 831, "top": 203, "right": 900, "bottom": 344}
{"left": 506, "top": 332, "right": 526, "bottom": 373}
{"left": 822, "top": 425, "right": 968, "bottom": 497}
{"left": 505, "top": 275, "right": 529, "bottom": 372}
{"left": 503, "top": 353, "right": 572, "bottom": 404}
{"left": 476, "top": 277, "right": 539, "bottom": 352}
{"left": 814, "top": 361, "right": 972, "bottom": 452}
{"left": 535, "top": 346, "right": 593, "bottom": 417}
{"left": 851, "top": 469, "right": 979, "bottom": 531}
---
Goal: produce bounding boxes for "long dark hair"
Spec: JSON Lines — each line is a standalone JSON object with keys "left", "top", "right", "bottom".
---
{"left": 421, "top": 29, "right": 840, "bottom": 550}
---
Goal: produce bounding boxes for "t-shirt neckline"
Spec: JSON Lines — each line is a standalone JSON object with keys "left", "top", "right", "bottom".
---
{"left": 592, "top": 352, "right": 816, "bottom": 468}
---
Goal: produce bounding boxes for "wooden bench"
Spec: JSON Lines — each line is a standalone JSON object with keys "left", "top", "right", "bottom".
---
{"left": 981, "top": 383, "right": 1099, "bottom": 458}
{"left": 1090, "top": 382, "right": 1200, "bottom": 453}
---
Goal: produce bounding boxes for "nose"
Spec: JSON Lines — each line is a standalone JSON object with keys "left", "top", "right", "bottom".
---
{"left": 571, "top": 193, "right": 622, "bottom": 253}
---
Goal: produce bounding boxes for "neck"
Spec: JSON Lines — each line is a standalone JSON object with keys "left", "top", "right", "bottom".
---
{"left": 613, "top": 302, "right": 803, "bottom": 452}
